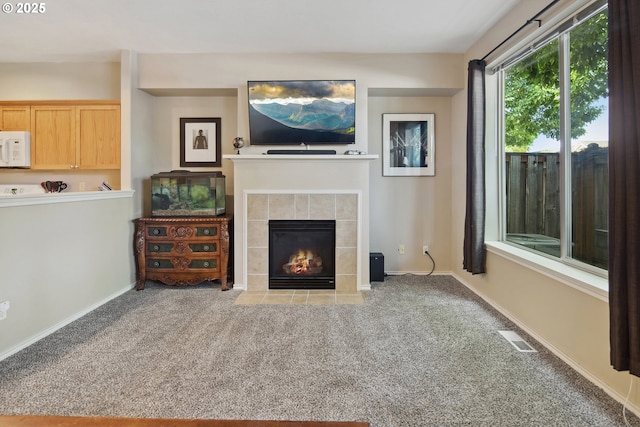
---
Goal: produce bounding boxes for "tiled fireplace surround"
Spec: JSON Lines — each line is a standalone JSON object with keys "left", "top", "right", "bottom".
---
{"left": 225, "top": 154, "right": 377, "bottom": 292}
{"left": 246, "top": 192, "right": 358, "bottom": 291}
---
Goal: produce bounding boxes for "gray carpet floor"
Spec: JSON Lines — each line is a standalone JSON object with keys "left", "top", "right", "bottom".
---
{"left": 0, "top": 275, "right": 637, "bottom": 426}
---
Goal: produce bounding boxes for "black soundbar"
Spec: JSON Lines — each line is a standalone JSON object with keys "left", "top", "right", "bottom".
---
{"left": 266, "top": 149, "right": 337, "bottom": 155}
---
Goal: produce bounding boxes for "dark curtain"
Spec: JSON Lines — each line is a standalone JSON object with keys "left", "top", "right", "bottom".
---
{"left": 609, "top": 0, "right": 640, "bottom": 375}
{"left": 463, "top": 59, "right": 487, "bottom": 274}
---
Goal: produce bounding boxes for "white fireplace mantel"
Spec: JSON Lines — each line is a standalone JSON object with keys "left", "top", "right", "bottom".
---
{"left": 223, "top": 154, "right": 378, "bottom": 161}
{"left": 223, "top": 154, "right": 378, "bottom": 291}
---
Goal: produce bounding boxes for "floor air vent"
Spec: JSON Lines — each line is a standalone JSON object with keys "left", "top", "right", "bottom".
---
{"left": 498, "top": 330, "right": 537, "bottom": 353}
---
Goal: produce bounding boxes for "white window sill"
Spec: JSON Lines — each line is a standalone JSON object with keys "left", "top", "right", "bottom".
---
{"left": 0, "top": 190, "right": 135, "bottom": 208}
{"left": 486, "top": 241, "right": 609, "bottom": 302}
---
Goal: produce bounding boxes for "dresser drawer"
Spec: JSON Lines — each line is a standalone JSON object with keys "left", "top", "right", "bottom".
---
{"left": 194, "top": 225, "right": 219, "bottom": 237}
{"left": 189, "top": 242, "right": 218, "bottom": 253}
{"left": 146, "top": 224, "right": 219, "bottom": 239}
{"left": 147, "top": 226, "right": 169, "bottom": 237}
{"left": 190, "top": 258, "right": 218, "bottom": 269}
{"left": 147, "top": 258, "right": 174, "bottom": 269}
{"left": 146, "top": 241, "right": 219, "bottom": 254}
{"left": 147, "top": 257, "right": 219, "bottom": 271}
{"left": 147, "top": 242, "right": 174, "bottom": 253}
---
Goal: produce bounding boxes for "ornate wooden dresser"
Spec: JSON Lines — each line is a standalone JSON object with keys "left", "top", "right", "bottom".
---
{"left": 134, "top": 216, "right": 232, "bottom": 291}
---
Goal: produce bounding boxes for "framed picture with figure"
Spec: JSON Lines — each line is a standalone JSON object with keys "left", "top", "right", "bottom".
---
{"left": 180, "top": 117, "right": 221, "bottom": 167}
{"left": 382, "top": 113, "right": 435, "bottom": 176}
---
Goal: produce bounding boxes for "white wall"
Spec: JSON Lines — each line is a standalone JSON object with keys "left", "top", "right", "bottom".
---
{"left": 130, "top": 89, "right": 161, "bottom": 217}
{"left": 0, "top": 62, "right": 120, "bottom": 100}
{"left": 0, "top": 61, "right": 136, "bottom": 360}
{"left": 0, "top": 195, "right": 134, "bottom": 358}
{"left": 451, "top": 0, "right": 640, "bottom": 414}
{"left": 137, "top": 53, "right": 463, "bottom": 155}
{"left": 135, "top": 52, "right": 463, "bottom": 274}
{"left": 368, "top": 95, "right": 452, "bottom": 273}
{"left": 137, "top": 53, "right": 463, "bottom": 93}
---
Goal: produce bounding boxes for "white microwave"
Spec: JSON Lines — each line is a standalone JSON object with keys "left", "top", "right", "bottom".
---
{"left": 0, "top": 131, "right": 30, "bottom": 168}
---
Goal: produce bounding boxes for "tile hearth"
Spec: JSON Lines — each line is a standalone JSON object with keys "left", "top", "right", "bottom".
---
{"left": 234, "top": 290, "right": 365, "bottom": 305}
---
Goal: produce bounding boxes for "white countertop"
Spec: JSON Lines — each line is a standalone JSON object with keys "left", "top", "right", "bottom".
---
{"left": 0, "top": 189, "right": 135, "bottom": 208}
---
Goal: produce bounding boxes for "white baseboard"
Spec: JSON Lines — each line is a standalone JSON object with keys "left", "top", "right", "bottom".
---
{"left": 451, "top": 272, "right": 640, "bottom": 419}
{"left": 0, "top": 283, "right": 134, "bottom": 363}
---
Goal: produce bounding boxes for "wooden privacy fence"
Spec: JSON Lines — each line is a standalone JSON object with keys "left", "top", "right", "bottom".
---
{"left": 505, "top": 145, "right": 608, "bottom": 269}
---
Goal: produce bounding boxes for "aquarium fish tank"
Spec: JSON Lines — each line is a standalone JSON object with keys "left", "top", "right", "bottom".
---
{"left": 151, "top": 170, "right": 225, "bottom": 216}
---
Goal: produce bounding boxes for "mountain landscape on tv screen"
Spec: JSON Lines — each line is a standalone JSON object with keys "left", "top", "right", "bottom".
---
{"left": 248, "top": 103, "right": 354, "bottom": 144}
{"left": 248, "top": 80, "right": 356, "bottom": 144}
{"left": 251, "top": 99, "right": 354, "bottom": 134}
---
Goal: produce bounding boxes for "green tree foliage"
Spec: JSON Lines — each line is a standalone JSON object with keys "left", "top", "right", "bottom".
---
{"left": 504, "top": 10, "right": 608, "bottom": 152}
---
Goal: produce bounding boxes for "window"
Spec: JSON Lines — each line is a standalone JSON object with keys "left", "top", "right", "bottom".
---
{"left": 500, "top": 4, "right": 608, "bottom": 272}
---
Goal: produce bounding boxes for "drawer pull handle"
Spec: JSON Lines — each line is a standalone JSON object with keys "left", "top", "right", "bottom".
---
{"left": 203, "top": 245, "right": 210, "bottom": 251}
{"left": 203, "top": 262, "right": 210, "bottom": 267}
{"left": 153, "top": 245, "right": 160, "bottom": 251}
{"left": 153, "top": 261, "right": 160, "bottom": 267}
{"left": 203, "top": 229, "right": 210, "bottom": 235}
{"left": 153, "top": 229, "right": 160, "bottom": 235}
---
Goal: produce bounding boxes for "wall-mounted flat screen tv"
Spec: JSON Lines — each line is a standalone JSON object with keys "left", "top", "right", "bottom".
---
{"left": 247, "top": 80, "right": 355, "bottom": 145}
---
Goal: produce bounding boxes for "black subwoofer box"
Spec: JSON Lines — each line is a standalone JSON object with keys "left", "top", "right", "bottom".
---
{"left": 370, "top": 252, "right": 385, "bottom": 282}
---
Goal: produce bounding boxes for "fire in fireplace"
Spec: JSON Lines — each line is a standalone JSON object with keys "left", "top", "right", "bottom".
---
{"left": 269, "top": 220, "right": 336, "bottom": 289}
{"left": 284, "top": 249, "right": 324, "bottom": 275}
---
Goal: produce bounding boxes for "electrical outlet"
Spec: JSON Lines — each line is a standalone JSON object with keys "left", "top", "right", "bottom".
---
{"left": 423, "top": 245, "right": 430, "bottom": 254}
{"left": 398, "top": 244, "right": 405, "bottom": 255}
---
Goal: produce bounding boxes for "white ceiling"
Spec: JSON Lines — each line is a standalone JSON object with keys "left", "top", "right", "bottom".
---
{"left": 0, "top": 0, "right": 521, "bottom": 62}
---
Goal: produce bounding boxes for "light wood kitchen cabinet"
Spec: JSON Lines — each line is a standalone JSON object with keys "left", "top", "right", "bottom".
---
{"left": 30, "top": 103, "right": 120, "bottom": 170}
{"left": 0, "top": 105, "right": 30, "bottom": 131}
{"left": 77, "top": 105, "right": 120, "bottom": 170}
{"left": 30, "top": 105, "right": 76, "bottom": 169}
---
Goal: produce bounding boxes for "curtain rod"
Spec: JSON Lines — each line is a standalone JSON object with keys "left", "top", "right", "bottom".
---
{"left": 480, "top": 0, "right": 560, "bottom": 62}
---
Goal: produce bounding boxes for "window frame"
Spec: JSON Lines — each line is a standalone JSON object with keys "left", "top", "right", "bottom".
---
{"left": 489, "top": 0, "right": 609, "bottom": 289}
